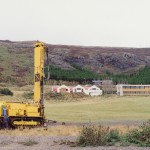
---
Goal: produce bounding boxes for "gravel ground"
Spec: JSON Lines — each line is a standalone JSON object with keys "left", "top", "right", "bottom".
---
{"left": 0, "top": 136, "right": 150, "bottom": 150}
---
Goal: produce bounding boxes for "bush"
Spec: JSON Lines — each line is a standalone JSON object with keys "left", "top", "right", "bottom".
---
{"left": 123, "top": 120, "right": 150, "bottom": 147}
{"left": 22, "top": 92, "right": 33, "bottom": 99}
{"left": 76, "top": 121, "right": 150, "bottom": 147}
{"left": 77, "top": 125, "right": 120, "bottom": 146}
{"left": 0, "top": 88, "right": 13, "bottom": 96}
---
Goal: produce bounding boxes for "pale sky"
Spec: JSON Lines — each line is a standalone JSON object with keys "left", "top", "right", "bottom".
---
{"left": 0, "top": 0, "right": 150, "bottom": 47}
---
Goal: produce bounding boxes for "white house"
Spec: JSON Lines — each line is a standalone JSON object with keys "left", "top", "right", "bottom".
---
{"left": 74, "top": 85, "right": 84, "bottom": 93}
{"left": 52, "top": 84, "right": 102, "bottom": 96}
{"left": 84, "top": 85, "right": 103, "bottom": 96}
{"left": 52, "top": 85, "right": 70, "bottom": 93}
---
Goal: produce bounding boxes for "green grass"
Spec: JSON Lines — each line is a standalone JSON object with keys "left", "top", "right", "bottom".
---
{"left": 0, "top": 45, "right": 33, "bottom": 85}
{"left": 45, "top": 96, "right": 150, "bottom": 122}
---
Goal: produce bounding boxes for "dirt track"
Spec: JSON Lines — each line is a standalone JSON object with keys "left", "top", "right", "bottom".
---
{"left": 0, "top": 136, "right": 149, "bottom": 150}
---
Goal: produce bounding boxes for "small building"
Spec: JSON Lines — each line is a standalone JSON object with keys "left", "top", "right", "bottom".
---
{"left": 101, "top": 85, "right": 117, "bottom": 94}
{"left": 84, "top": 85, "right": 103, "bottom": 96}
{"left": 93, "top": 80, "right": 116, "bottom": 94}
{"left": 59, "top": 85, "right": 70, "bottom": 93}
{"left": 117, "top": 84, "right": 150, "bottom": 96}
{"left": 52, "top": 85, "right": 60, "bottom": 93}
{"left": 52, "top": 84, "right": 103, "bottom": 96}
{"left": 69, "top": 86, "right": 75, "bottom": 93}
{"left": 52, "top": 85, "right": 70, "bottom": 93}
{"left": 74, "top": 85, "right": 84, "bottom": 93}
{"left": 92, "top": 80, "right": 113, "bottom": 86}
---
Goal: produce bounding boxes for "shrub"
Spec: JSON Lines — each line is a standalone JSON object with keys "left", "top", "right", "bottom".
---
{"left": 70, "top": 120, "right": 150, "bottom": 147}
{"left": 123, "top": 120, "right": 150, "bottom": 147}
{"left": 0, "top": 88, "right": 13, "bottom": 96}
{"left": 22, "top": 92, "right": 33, "bottom": 99}
{"left": 77, "top": 125, "right": 120, "bottom": 146}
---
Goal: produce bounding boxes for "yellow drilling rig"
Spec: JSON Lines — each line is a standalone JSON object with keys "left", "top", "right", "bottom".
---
{"left": 0, "top": 41, "right": 48, "bottom": 128}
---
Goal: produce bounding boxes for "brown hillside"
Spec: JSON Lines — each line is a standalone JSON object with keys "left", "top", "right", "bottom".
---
{"left": 0, "top": 40, "right": 150, "bottom": 85}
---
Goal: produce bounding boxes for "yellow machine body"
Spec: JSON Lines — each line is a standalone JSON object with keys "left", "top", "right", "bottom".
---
{"left": 0, "top": 42, "right": 47, "bottom": 128}
{"left": 34, "top": 42, "right": 45, "bottom": 104}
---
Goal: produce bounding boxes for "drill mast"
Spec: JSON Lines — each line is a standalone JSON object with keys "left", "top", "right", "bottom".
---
{"left": 34, "top": 41, "right": 47, "bottom": 105}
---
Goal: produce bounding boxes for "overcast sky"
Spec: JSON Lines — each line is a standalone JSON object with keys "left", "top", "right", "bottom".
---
{"left": 0, "top": 0, "right": 150, "bottom": 47}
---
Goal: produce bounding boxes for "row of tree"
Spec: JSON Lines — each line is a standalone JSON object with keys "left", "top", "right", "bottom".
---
{"left": 111, "top": 67, "right": 150, "bottom": 84}
{"left": 46, "top": 65, "right": 98, "bottom": 83}
{"left": 45, "top": 65, "right": 150, "bottom": 84}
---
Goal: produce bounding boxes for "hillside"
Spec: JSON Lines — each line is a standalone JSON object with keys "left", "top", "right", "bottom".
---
{"left": 0, "top": 40, "right": 150, "bottom": 85}
{"left": 48, "top": 44, "right": 150, "bottom": 75}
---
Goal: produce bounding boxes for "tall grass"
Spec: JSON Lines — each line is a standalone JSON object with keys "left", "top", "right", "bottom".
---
{"left": 0, "top": 126, "right": 80, "bottom": 136}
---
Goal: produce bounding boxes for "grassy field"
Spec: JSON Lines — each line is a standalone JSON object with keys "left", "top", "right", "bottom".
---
{"left": 45, "top": 95, "right": 150, "bottom": 122}
{"left": 0, "top": 85, "right": 150, "bottom": 123}
{"left": 0, "top": 87, "right": 150, "bottom": 135}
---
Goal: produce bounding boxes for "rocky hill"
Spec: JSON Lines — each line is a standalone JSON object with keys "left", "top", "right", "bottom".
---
{"left": 0, "top": 40, "right": 150, "bottom": 85}
{"left": 48, "top": 45, "right": 150, "bottom": 75}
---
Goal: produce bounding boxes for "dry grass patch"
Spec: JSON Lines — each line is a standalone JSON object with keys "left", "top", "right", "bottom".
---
{"left": 0, "top": 126, "right": 80, "bottom": 136}
{"left": 110, "top": 125, "right": 138, "bottom": 134}
{"left": 0, "top": 125, "right": 138, "bottom": 136}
